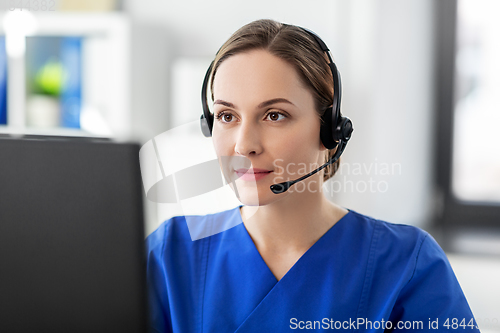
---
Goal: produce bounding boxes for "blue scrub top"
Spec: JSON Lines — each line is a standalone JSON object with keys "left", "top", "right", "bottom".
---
{"left": 145, "top": 207, "right": 480, "bottom": 332}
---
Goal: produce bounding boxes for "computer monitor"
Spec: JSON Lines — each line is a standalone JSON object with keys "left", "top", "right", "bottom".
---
{"left": 0, "top": 135, "right": 147, "bottom": 333}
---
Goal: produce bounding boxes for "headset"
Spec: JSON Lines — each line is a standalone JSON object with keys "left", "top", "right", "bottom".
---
{"left": 200, "top": 24, "right": 353, "bottom": 194}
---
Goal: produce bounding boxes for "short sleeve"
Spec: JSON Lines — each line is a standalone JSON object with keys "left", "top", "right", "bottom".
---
{"left": 387, "top": 234, "right": 480, "bottom": 332}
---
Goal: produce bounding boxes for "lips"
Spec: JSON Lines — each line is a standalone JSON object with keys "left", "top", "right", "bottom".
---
{"left": 234, "top": 168, "right": 273, "bottom": 181}
{"left": 235, "top": 168, "right": 273, "bottom": 174}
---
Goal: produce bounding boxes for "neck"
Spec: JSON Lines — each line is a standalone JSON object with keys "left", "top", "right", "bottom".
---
{"left": 240, "top": 186, "right": 348, "bottom": 254}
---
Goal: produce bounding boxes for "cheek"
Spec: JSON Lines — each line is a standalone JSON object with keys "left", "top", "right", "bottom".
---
{"left": 272, "top": 124, "right": 322, "bottom": 172}
{"left": 211, "top": 131, "right": 230, "bottom": 156}
{"left": 292, "top": 119, "right": 321, "bottom": 150}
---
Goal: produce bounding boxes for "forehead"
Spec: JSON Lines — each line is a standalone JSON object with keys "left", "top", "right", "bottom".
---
{"left": 213, "top": 49, "right": 312, "bottom": 106}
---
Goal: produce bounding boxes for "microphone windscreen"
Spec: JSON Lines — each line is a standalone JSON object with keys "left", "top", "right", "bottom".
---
{"left": 270, "top": 182, "right": 290, "bottom": 194}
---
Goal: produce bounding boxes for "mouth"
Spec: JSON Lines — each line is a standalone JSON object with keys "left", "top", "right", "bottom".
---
{"left": 235, "top": 168, "right": 273, "bottom": 174}
{"left": 234, "top": 168, "right": 273, "bottom": 181}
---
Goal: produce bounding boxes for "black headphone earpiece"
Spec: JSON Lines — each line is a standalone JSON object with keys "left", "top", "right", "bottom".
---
{"left": 200, "top": 61, "right": 214, "bottom": 137}
{"left": 200, "top": 24, "right": 353, "bottom": 151}
{"left": 319, "top": 107, "right": 336, "bottom": 149}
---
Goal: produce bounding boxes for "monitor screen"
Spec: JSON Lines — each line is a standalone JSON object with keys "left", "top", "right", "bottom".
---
{"left": 0, "top": 136, "right": 147, "bottom": 333}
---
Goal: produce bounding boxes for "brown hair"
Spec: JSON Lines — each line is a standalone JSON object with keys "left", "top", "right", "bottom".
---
{"left": 209, "top": 19, "right": 340, "bottom": 182}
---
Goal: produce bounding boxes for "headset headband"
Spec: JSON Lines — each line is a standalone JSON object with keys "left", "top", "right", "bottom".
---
{"left": 200, "top": 23, "right": 352, "bottom": 150}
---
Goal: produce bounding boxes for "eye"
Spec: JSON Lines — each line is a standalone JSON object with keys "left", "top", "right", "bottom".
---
{"left": 265, "top": 111, "right": 286, "bottom": 122}
{"left": 215, "top": 111, "right": 236, "bottom": 123}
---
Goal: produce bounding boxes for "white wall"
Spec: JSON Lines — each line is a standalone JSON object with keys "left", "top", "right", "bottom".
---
{"left": 124, "top": 0, "right": 435, "bottom": 230}
{"left": 331, "top": 0, "right": 435, "bottom": 228}
{"left": 448, "top": 254, "right": 500, "bottom": 332}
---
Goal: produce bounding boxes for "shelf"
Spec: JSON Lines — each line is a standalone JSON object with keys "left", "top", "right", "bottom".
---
{"left": 0, "top": 12, "right": 130, "bottom": 138}
{"left": 0, "top": 12, "right": 129, "bottom": 36}
{"left": 0, "top": 125, "right": 109, "bottom": 138}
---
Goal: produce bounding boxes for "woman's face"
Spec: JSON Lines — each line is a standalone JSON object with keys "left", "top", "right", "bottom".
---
{"left": 212, "top": 49, "right": 326, "bottom": 206}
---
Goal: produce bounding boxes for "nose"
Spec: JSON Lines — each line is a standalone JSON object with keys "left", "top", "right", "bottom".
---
{"left": 234, "top": 121, "right": 263, "bottom": 156}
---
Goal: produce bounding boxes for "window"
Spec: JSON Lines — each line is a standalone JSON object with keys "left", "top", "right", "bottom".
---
{"left": 434, "top": 0, "right": 500, "bottom": 228}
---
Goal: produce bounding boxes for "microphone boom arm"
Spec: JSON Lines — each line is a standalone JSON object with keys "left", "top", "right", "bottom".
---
{"left": 269, "top": 139, "right": 348, "bottom": 194}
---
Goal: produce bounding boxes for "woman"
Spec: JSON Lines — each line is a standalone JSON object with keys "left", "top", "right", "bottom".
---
{"left": 146, "top": 19, "right": 479, "bottom": 332}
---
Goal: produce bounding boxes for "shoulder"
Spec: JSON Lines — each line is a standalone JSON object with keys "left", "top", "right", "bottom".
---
{"left": 145, "top": 206, "right": 242, "bottom": 255}
{"left": 345, "top": 209, "right": 447, "bottom": 286}
{"left": 347, "top": 209, "right": 430, "bottom": 254}
{"left": 145, "top": 215, "right": 188, "bottom": 255}
{"left": 145, "top": 209, "right": 242, "bottom": 333}
{"left": 348, "top": 211, "right": 477, "bottom": 324}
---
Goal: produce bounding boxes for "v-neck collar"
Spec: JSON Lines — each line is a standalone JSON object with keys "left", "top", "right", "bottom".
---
{"left": 201, "top": 206, "right": 360, "bottom": 333}
{"left": 235, "top": 206, "right": 353, "bottom": 283}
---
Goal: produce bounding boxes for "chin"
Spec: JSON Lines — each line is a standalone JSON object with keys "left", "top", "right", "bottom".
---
{"left": 229, "top": 180, "right": 281, "bottom": 206}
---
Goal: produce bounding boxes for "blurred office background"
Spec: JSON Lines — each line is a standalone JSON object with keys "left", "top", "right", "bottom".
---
{"left": 0, "top": 0, "right": 498, "bottom": 330}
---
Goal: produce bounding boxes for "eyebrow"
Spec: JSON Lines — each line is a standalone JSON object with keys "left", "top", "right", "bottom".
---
{"left": 213, "top": 98, "right": 295, "bottom": 109}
